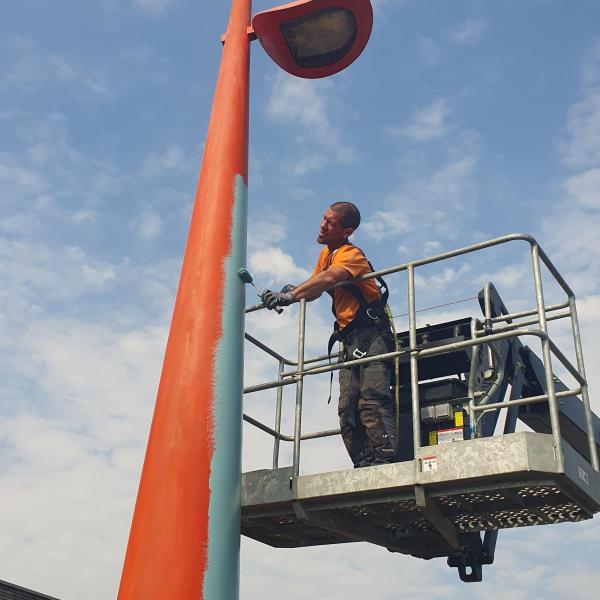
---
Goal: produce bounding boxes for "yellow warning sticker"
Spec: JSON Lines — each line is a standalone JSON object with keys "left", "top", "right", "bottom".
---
{"left": 454, "top": 411, "right": 464, "bottom": 427}
{"left": 429, "top": 431, "right": 437, "bottom": 446}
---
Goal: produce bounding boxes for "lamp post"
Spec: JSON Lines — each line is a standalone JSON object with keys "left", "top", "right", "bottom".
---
{"left": 118, "top": 1, "right": 372, "bottom": 599}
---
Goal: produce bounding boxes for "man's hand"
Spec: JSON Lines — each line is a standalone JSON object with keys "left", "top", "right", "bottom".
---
{"left": 261, "top": 289, "right": 295, "bottom": 310}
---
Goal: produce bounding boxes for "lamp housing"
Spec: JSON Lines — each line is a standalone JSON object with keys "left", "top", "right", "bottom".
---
{"left": 252, "top": 0, "right": 373, "bottom": 79}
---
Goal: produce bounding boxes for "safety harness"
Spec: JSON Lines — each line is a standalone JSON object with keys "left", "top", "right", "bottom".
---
{"left": 325, "top": 243, "right": 395, "bottom": 403}
{"left": 325, "top": 243, "right": 393, "bottom": 360}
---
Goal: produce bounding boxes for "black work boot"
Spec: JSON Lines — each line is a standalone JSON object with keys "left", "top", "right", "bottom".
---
{"left": 353, "top": 449, "right": 375, "bottom": 468}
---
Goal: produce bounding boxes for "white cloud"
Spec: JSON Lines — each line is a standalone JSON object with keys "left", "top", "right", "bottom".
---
{"left": 1, "top": 36, "right": 113, "bottom": 100}
{"left": 543, "top": 208, "right": 600, "bottom": 297}
{"left": 0, "top": 212, "right": 40, "bottom": 237}
{"left": 242, "top": 519, "right": 600, "bottom": 600}
{"left": 559, "top": 89, "right": 600, "bottom": 169}
{"left": 415, "top": 263, "right": 471, "bottom": 292}
{"left": 563, "top": 168, "right": 600, "bottom": 208}
{"left": 477, "top": 264, "right": 529, "bottom": 292}
{"left": 69, "top": 208, "right": 98, "bottom": 224}
{"left": 134, "top": 210, "right": 163, "bottom": 240}
{"left": 247, "top": 215, "right": 312, "bottom": 287}
{"left": 423, "top": 240, "right": 442, "bottom": 253}
{"left": 0, "top": 232, "right": 173, "bottom": 599}
{"left": 0, "top": 239, "right": 117, "bottom": 311}
{"left": 558, "top": 39, "right": 600, "bottom": 169}
{"left": 249, "top": 247, "right": 311, "bottom": 285}
{"left": 549, "top": 294, "right": 600, "bottom": 404}
{"left": 248, "top": 216, "right": 286, "bottom": 251}
{"left": 361, "top": 209, "right": 409, "bottom": 238}
{"left": 0, "top": 158, "right": 48, "bottom": 195}
{"left": 546, "top": 37, "right": 600, "bottom": 297}
{"left": 142, "top": 144, "right": 187, "bottom": 175}
{"left": 445, "top": 18, "right": 489, "bottom": 46}
{"left": 0, "top": 111, "right": 123, "bottom": 219}
{"left": 0, "top": 316, "right": 166, "bottom": 598}
{"left": 362, "top": 153, "right": 477, "bottom": 243}
{"left": 266, "top": 73, "right": 356, "bottom": 174}
{"left": 386, "top": 98, "right": 450, "bottom": 142}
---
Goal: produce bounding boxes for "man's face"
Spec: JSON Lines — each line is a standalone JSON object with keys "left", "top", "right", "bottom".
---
{"left": 317, "top": 208, "right": 353, "bottom": 247}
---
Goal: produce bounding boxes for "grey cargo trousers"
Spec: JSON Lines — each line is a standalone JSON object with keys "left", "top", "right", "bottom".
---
{"left": 338, "top": 325, "right": 398, "bottom": 467}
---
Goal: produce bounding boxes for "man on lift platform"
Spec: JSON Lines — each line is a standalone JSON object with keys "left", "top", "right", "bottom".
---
{"left": 261, "top": 202, "right": 398, "bottom": 467}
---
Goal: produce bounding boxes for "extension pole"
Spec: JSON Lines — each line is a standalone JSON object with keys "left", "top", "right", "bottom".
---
{"left": 118, "top": 1, "right": 251, "bottom": 597}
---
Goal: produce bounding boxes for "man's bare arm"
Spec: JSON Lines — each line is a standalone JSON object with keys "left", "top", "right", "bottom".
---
{"left": 291, "top": 266, "right": 349, "bottom": 302}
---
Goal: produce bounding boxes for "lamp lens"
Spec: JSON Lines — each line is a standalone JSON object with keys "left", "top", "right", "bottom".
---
{"left": 280, "top": 8, "right": 358, "bottom": 69}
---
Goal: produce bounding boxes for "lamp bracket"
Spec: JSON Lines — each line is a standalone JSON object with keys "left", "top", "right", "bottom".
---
{"left": 221, "top": 26, "right": 257, "bottom": 46}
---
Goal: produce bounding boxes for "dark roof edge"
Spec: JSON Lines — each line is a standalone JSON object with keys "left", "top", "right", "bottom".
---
{"left": 0, "top": 579, "right": 61, "bottom": 600}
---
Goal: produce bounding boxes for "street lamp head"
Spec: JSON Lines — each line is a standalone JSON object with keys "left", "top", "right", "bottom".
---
{"left": 252, "top": 0, "right": 373, "bottom": 79}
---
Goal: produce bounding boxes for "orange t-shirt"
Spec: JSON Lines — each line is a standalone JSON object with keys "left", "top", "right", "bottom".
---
{"left": 312, "top": 243, "right": 381, "bottom": 329}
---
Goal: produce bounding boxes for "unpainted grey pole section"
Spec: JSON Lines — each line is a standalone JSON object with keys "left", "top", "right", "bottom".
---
{"left": 292, "top": 299, "right": 307, "bottom": 477}
{"left": 407, "top": 264, "right": 421, "bottom": 452}
{"left": 272, "top": 359, "right": 285, "bottom": 469}
{"left": 530, "top": 243, "right": 564, "bottom": 470}
{"left": 569, "top": 297, "right": 599, "bottom": 470}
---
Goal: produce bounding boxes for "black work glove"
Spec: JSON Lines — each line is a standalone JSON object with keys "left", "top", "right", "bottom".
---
{"left": 261, "top": 289, "right": 295, "bottom": 310}
{"left": 280, "top": 284, "right": 296, "bottom": 294}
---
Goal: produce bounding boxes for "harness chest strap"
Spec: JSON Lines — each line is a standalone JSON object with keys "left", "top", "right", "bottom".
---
{"left": 325, "top": 243, "right": 390, "bottom": 332}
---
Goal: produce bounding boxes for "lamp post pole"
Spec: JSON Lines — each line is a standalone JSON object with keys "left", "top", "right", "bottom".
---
{"left": 118, "top": 0, "right": 251, "bottom": 598}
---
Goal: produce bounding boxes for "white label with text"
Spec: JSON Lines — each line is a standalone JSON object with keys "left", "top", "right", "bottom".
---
{"left": 437, "top": 427, "right": 464, "bottom": 444}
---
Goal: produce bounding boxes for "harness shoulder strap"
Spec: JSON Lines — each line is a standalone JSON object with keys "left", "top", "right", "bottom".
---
{"left": 325, "top": 242, "right": 389, "bottom": 318}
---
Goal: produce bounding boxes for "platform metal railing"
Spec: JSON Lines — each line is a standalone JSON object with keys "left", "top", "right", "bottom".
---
{"left": 242, "top": 234, "right": 599, "bottom": 476}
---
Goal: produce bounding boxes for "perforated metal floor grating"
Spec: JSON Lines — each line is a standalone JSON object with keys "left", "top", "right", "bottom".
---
{"left": 242, "top": 482, "right": 591, "bottom": 558}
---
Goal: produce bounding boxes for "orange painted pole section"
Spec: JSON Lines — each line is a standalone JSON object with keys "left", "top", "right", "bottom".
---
{"left": 118, "top": 0, "right": 251, "bottom": 598}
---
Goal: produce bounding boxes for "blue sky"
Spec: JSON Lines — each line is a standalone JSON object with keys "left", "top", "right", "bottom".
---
{"left": 2, "top": 1, "right": 600, "bottom": 598}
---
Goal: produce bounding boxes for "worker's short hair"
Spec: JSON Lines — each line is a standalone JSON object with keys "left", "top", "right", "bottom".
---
{"left": 330, "top": 202, "right": 361, "bottom": 231}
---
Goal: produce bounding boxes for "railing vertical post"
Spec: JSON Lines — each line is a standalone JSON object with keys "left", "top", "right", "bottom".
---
{"left": 467, "top": 319, "right": 480, "bottom": 438}
{"left": 483, "top": 282, "right": 495, "bottom": 369}
{"left": 292, "top": 300, "right": 307, "bottom": 477}
{"left": 407, "top": 265, "right": 421, "bottom": 454}
{"left": 530, "top": 243, "right": 564, "bottom": 471}
{"left": 272, "top": 359, "right": 285, "bottom": 469}
{"left": 569, "top": 297, "right": 599, "bottom": 471}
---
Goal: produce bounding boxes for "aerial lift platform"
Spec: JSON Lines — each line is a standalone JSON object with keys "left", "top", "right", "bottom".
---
{"left": 240, "top": 234, "right": 600, "bottom": 581}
